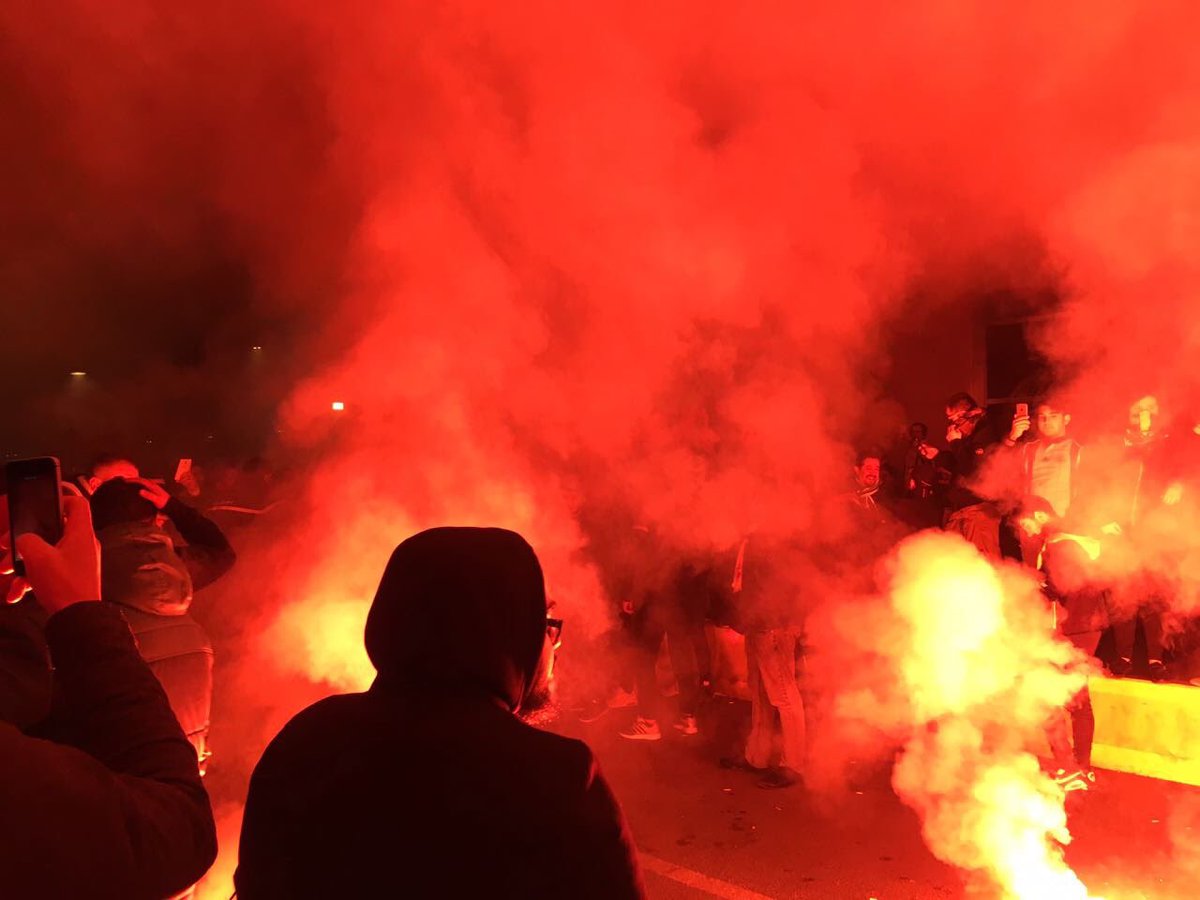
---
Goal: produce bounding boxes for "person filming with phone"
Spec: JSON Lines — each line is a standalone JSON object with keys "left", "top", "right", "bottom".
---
{"left": 1, "top": 461, "right": 217, "bottom": 900}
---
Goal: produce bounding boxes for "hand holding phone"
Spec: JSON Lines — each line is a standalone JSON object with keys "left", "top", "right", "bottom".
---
{"left": 14, "top": 495, "right": 101, "bottom": 616}
{"left": 1009, "top": 403, "right": 1031, "bottom": 442}
{"left": 5, "top": 457, "right": 64, "bottom": 578}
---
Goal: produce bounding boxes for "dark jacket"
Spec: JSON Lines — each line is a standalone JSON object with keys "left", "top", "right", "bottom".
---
{"left": 940, "top": 412, "right": 1001, "bottom": 511}
{"left": 0, "top": 602, "right": 216, "bottom": 899}
{"left": 1042, "top": 537, "right": 1110, "bottom": 636}
{"left": 120, "top": 606, "right": 213, "bottom": 759}
{"left": 161, "top": 496, "right": 238, "bottom": 597}
{"left": 0, "top": 599, "right": 50, "bottom": 730}
{"left": 236, "top": 527, "right": 644, "bottom": 900}
{"left": 726, "top": 533, "right": 814, "bottom": 632}
{"left": 97, "top": 497, "right": 231, "bottom": 762}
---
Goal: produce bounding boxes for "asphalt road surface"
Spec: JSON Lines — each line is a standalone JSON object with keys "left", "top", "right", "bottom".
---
{"left": 563, "top": 698, "right": 1200, "bottom": 900}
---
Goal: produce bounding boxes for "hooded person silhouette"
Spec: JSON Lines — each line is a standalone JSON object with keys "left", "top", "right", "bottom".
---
{"left": 236, "top": 526, "right": 644, "bottom": 899}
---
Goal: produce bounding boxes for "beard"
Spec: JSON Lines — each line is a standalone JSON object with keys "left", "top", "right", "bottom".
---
{"left": 518, "top": 673, "right": 559, "bottom": 727}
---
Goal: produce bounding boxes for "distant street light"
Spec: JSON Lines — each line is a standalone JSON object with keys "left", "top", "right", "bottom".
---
{"left": 70, "top": 371, "right": 87, "bottom": 377}
{"left": 331, "top": 401, "right": 346, "bottom": 412}
{"left": 251, "top": 346, "right": 263, "bottom": 352}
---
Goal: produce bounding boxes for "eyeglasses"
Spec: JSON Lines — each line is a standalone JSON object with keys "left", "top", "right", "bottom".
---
{"left": 546, "top": 617, "right": 564, "bottom": 649}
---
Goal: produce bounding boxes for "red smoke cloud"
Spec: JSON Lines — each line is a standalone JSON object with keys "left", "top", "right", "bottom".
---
{"left": 5, "top": 2, "right": 1200, "bottom": 897}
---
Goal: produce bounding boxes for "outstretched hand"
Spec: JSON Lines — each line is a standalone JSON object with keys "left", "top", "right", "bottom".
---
{"left": 14, "top": 495, "right": 102, "bottom": 615}
{"left": 1008, "top": 414, "right": 1031, "bottom": 442}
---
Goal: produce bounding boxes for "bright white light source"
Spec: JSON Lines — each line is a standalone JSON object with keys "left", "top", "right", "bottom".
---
{"left": 70, "top": 371, "right": 87, "bottom": 377}
{"left": 331, "top": 401, "right": 345, "bottom": 412}
{"left": 251, "top": 346, "right": 263, "bottom": 351}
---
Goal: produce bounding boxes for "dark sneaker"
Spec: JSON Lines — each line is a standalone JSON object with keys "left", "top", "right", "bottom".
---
{"left": 672, "top": 715, "right": 699, "bottom": 736}
{"left": 757, "top": 767, "right": 801, "bottom": 790}
{"left": 1148, "top": 660, "right": 1168, "bottom": 682}
{"left": 1109, "top": 657, "right": 1133, "bottom": 678}
{"left": 618, "top": 717, "right": 662, "bottom": 742}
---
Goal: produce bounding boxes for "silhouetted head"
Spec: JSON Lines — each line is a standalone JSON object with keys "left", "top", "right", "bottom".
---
{"left": 86, "top": 453, "right": 139, "bottom": 494}
{"left": 365, "top": 527, "right": 549, "bottom": 713}
{"left": 945, "top": 392, "right": 979, "bottom": 422}
{"left": 945, "top": 393, "right": 984, "bottom": 437}
{"left": 89, "top": 478, "right": 157, "bottom": 532}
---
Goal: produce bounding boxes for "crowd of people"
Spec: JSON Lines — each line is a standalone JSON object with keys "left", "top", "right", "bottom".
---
{"left": 1, "top": 387, "right": 1197, "bottom": 897}
{"left": 573, "top": 391, "right": 1200, "bottom": 798}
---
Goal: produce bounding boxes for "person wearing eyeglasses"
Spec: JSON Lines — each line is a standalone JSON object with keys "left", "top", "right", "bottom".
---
{"left": 236, "top": 526, "right": 644, "bottom": 899}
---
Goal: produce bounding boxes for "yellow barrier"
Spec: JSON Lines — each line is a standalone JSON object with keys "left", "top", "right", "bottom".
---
{"left": 1091, "top": 676, "right": 1200, "bottom": 786}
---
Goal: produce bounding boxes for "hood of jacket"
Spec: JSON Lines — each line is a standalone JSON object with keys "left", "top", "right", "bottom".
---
{"left": 364, "top": 527, "right": 547, "bottom": 712}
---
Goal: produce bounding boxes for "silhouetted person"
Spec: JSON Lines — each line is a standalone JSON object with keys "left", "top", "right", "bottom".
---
{"left": 617, "top": 526, "right": 706, "bottom": 742}
{"left": 1107, "top": 395, "right": 1173, "bottom": 679}
{"left": 1003, "top": 401, "right": 1084, "bottom": 520}
{"left": 722, "top": 533, "right": 809, "bottom": 790}
{"left": 898, "top": 422, "right": 936, "bottom": 498}
{"left": 236, "top": 527, "right": 644, "bottom": 899}
{"left": 1, "top": 495, "right": 216, "bottom": 899}
{"left": 1010, "top": 498, "right": 1106, "bottom": 792}
{"left": 89, "top": 477, "right": 236, "bottom": 768}
{"left": 893, "top": 425, "right": 944, "bottom": 529}
{"left": 940, "top": 391, "right": 1001, "bottom": 512}
{"left": 844, "top": 450, "right": 887, "bottom": 524}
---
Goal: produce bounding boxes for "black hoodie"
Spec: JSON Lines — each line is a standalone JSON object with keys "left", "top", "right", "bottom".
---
{"left": 236, "top": 527, "right": 644, "bottom": 899}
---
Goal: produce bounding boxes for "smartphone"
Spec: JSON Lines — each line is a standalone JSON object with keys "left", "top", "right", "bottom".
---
{"left": 1015, "top": 402, "right": 1029, "bottom": 419}
{"left": 5, "top": 457, "right": 64, "bottom": 577}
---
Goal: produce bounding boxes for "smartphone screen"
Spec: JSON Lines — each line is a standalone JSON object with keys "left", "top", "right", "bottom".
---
{"left": 1015, "top": 403, "right": 1029, "bottom": 418}
{"left": 6, "top": 457, "right": 64, "bottom": 576}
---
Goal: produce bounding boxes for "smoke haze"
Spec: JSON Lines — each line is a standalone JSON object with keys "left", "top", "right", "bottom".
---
{"left": 5, "top": 2, "right": 1200, "bottom": 897}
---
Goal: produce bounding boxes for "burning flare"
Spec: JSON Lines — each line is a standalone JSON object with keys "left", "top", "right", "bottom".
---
{"left": 849, "top": 531, "right": 1101, "bottom": 899}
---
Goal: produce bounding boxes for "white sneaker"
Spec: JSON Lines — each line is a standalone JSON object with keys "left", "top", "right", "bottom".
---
{"left": 672, "top": 715, "right": 699, "bottom": 736}
{"left": 619, "top": 717, "right": 662, "bottom": 741}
